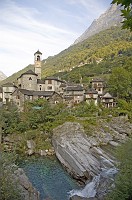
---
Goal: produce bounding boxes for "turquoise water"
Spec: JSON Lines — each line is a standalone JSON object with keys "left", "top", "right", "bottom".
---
{"left": 20, "top": 156, "right": 80, "bottom": 200}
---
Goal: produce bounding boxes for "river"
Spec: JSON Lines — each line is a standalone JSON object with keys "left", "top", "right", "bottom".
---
{"left": 19, "top": 156, "right": 80, "bottom": 200}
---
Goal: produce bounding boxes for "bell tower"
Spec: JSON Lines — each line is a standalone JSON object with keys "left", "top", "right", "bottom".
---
{"left": 34, "top": 50, "right": 42, "bottom": 79}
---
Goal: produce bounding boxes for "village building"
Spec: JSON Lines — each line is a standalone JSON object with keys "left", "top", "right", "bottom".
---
{"left": 2, "top": 82, "right": 17, "bottom": 104}
{"left": 1, "top": 50, "right": 116, "bottom": 109}
{"left": 101, "top": 92, "right": 116, "bottom": 108}
{"left": 44, "top": 77, "right": 66, "bottom": 93}
{"left": 84, "top": 88, "right": 98, "bottom": 105}
{"left": 90, "top": 78, "right": 104, "bottom": 96}
{"left": 63, "top": 84, "right": 84, "bottom": 105}
{"left": 12, "top": 89, "right": 63, "bottom": 110}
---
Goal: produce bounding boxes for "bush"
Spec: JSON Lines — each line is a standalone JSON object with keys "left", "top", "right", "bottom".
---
{"left": 0, "top": 152, "right": 23, "bottom": 200}
{"left": 106, "top": 139, "right": 132, "bottom": 200}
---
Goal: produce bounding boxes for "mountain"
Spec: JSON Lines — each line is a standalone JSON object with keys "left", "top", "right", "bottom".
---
{"left": 0, "top": 71, "right": 7, "bottom": 82}
{"left": 74, "top": 4, "right": 123, "bottom": 45}
{"left": 0, "top": 3, "right": 131, "bottom": 86}
{"left": 1, "top": 26, "right": 131, "bottom": 86}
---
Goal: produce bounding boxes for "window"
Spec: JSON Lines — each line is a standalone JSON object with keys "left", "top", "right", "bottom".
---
{"left": 39, "top": 85, "right": 42, "bottom": 91}
{"left": 93, "top": 83, "right": 97, "bottom": 89}
{"left": 48, "top": 80, "right": 52, "bottom": 84}
{"left": 37, "top": 55, "right": 40, "bottom": 61}
{"left": 47, "top": 86, "right": 52, "bottom": 90}
{"left": 29, "top": 77, "right": 32, "bottom": 80}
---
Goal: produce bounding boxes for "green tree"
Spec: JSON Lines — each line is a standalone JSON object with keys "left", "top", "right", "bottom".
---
{"left": 112, "top": 0, "right": 132, "bottom": 31}
{"left": 108, "top": 67, "right": 131, "bottom": 99}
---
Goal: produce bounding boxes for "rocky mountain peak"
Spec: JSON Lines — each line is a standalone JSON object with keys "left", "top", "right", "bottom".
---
{"left": 74, "top": 4, "right": 123, "bottom": 45}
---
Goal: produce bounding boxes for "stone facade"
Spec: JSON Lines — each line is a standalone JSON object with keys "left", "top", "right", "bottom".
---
{"left": 18, "top": 70, "right": 38, "bottom": 91}
{"left": 2, "top": 83, "right": 17, "bottom": 104}
{"left": 64, "top": 85, "right": 84, "bottom": 104}
{"left": 101, "top": 92, "right": 116, "bottom": 108}
{"left": 85, "top": 88, "right": 98, "bottom": 105}
{"left": 91, "top": 78, "right": 104, "bottom": 96}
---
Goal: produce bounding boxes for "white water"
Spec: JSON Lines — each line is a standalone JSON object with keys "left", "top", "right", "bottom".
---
{"left": 68, "top": 149, "right": 118, "bottom": 199}
{"left": 69, "top": 175, "right": 100, "bottom": 198}
{"left": 69, "top": 165, "right": 118, "bottom": 199}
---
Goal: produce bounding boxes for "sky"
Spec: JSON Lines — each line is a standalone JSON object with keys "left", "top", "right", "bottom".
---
{"left": 0, "top": 0, "right": 112, "bottom": 77}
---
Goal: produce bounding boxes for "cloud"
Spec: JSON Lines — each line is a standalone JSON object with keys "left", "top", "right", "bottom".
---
{"left": 0, "top": 0, "right": 111, "bottom": 76}
{"left": 0, "top": 0, "right": 79, "bottom": 76}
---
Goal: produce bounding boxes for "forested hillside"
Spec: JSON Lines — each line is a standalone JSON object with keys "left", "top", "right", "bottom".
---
{"left": 1, "top": 26, "right": 132, "bottom": 86}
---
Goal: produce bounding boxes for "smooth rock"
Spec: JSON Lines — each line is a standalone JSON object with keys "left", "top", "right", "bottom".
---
{"left": 52, "top": 122, "right": 113, "bottom": 181}
{"left": 27, "top": 149, "right": 34, "bottom": 156}
{"left": 27, "top": 140, "right": 35, "bottom": 149}
{"left": 14, "top": 168, "right": 40, "bottom": 200}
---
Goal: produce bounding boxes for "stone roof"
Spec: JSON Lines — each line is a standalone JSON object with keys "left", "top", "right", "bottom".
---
{"left": 85, "top": 88, "right": 98, "bottom": 94}
{"left": 17, "top": 89, "right": 56, "bottom": 97}
{"left": 33, "top": 91, "right": 55, "bottom": 97}
{"left": 2, "top": 82, "right": 17, "bottom": 87}
{"left": 34, "top": 50, "right": 42, "bottom": 55}
{"left": 64, "top": 85, "right": 83, "bottom": 91}
{"left": 19, "top": 89, "right": 33, "bottom": 96}
{"left": 19, "top": 70, "right": 38, "bottom": 78}
{"left": 64, "top": 96, "right": 73, "bottom": 100}
{"left": 59, "top": 83, "right": 67, "bottom": 88}
{"left": 37, "top": 79, "right": 45, "bottom": 84}
{"left": 102, "top": 92, "right": 114, "bottom": 99}
{"left": 44, "top": 77, "right": 65, "bottom": 83}
{"left": 91, "top": 78, "right": 104, "bottom": 82}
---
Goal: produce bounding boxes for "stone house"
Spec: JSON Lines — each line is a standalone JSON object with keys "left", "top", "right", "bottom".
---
{"left": 84, "top": 88, "right": 98, "bottom": 105}
{"left": 101, "top": 92, "right": 116, "bottom": 108}
{"left": 12, "top": 89, "right": 63, "bottom": 111}
{"left": 63, "top": 85, "right": 84, "bottom": 104}
{"left": 44, "top": 77, "right": 66, "bottom": 93}
{"left": 2, "top": 82, "right": 17, "bottom": 104}
{"left": 90, "top": 78, "right": 104, "bottom": 96}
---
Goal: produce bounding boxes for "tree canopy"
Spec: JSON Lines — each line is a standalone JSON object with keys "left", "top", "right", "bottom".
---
{"left": 112, "top": 0, "right": 132, "bottom": 31}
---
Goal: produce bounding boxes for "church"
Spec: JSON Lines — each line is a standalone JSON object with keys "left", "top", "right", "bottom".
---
{"left": 3, "top": 50, "right": 65, "bottom": 110}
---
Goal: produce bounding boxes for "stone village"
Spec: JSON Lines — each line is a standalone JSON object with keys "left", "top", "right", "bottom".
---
{"left": 0, "top": 50, "right": 116, "bottom": 111}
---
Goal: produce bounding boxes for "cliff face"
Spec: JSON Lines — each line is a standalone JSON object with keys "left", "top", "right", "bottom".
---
{"left": 74, "top": 4, "right": 123, "bottom": 45}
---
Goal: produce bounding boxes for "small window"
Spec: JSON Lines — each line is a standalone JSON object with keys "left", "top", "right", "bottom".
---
{"left": 37, "top": 55, "right": 40, "bottom": 61}
{"left": 47, "top": 86, "right": 52, "bottom": 90}
{"left": 29, "top": 77, "right": 32, "bottom": 80}
{"left": 48, "top": 80, "right": 52, "bottom": 84}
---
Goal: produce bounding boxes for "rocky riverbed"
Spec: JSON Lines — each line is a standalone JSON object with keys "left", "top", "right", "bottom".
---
{"left": 52, "top": 117, "right": 132, "bottom": 199}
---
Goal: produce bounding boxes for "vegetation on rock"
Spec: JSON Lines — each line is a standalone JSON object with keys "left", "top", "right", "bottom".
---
{"left": 106, "top": 139, "right": 132, "bottom": 200}
{"left": 0, "top": 152, "right": 22, "bottom": 200}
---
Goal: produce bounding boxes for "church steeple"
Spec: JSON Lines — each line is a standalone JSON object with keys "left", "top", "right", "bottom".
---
{"left": 34, "top": 50, "right": 42, "bottom": 79}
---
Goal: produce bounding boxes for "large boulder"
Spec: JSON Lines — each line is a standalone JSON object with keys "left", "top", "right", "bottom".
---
{"left": 52, "top": 122, "right": 115, "bottom": 182}
{"left": 14, "top": 168, "right": 40, "bottom": 200}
